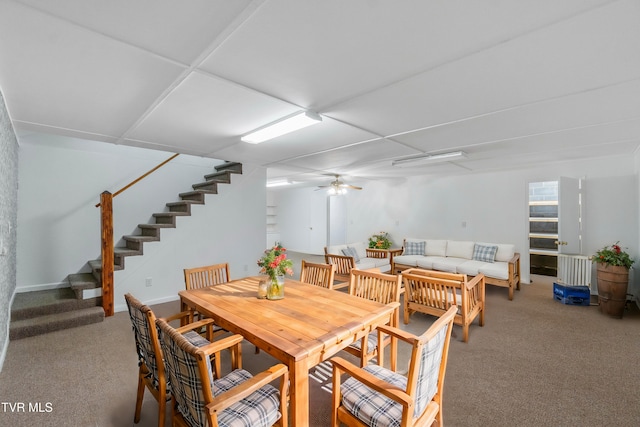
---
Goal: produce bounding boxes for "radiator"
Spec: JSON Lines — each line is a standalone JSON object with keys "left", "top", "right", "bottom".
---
{"left": 557, "top": 254, "right": 593, "bottom": 293}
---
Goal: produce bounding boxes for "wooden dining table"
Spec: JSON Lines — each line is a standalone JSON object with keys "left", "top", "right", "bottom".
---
{"left": 179, "top": 276, "right": 398, "bottom": 427}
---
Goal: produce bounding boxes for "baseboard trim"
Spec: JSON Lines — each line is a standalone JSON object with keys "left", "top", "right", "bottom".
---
{"left": 15, "top": 282, "right": 68, "bottom": 293}
{"left": 113, "top": 294, "right": 179, "bottom": 313}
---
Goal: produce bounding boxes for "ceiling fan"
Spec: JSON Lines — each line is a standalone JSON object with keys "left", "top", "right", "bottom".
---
{"left": 317, "top": 175, "right": 362, "bottom": 194}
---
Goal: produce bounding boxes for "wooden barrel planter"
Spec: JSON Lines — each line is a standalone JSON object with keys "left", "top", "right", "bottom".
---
{"left": 596, "top": 264, "right": 629, "bottom": 318}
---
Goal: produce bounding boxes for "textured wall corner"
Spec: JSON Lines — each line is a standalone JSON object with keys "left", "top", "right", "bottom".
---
{"left": 0, "top": 89, "right": 19, "bottom": 365}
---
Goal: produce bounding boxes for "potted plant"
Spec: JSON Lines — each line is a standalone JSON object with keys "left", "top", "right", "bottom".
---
{"left": 593, "top": 242, "right": 634, "bottom": 318}
{"left": 257, "top": 243, "right": 294, "bottom": 300}
{"left": 368, "top": 231, "right": 392, "bottom": 250}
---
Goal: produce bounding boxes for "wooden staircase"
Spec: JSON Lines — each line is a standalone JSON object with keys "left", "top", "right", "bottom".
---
{"left": 10, "top": 161, "right": 242, "bottom": 340}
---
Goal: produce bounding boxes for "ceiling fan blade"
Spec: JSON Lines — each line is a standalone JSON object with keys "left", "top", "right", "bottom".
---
{"left": 341, "top": 184, "right": 362, "bottom": 190}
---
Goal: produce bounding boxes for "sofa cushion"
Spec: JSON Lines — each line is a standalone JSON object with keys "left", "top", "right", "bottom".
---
{"left": 327, "top": 244, "right": 348, "bottom": 255}
{"left": 393, "top": 255, "right": 422, "bottom": 267}
{"left": 416, "top": 256, "right": 447, "bottom": 270}
{"left": 351, "top": 242, "right": 368, "bottom": 260}
{"left": 478, "top": 261, "right": 509, "bottom": 280}
{"left": 342, "top": 246, "right": 361, "bottom": 263}
{"left": 425, "top": 240, "right": 447, "bottom": 257}
{"left": 404, "top": 240, "right": 426, "bottom": 256}
{"left": 494, "top": 244, "right": 515, "bottom": 263}
{"left": 432, "top": 257, "right": 467, "bottom": 273}
{"left": 446, "top": 241, "right": 475, "bottom": 260}
{"left": 456, "top": 260, "right": 487, "bottom": 276}
{"left": 473, "top": 244, "right": 498, "bottom": 263}
{"left": 370, "top": 257, "right": 391, "bottom": 268}
{"left": 354, "top": 259, "right": 377, "bottom": 270}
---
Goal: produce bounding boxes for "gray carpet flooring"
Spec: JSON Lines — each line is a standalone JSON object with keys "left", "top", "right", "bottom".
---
{"left": 1, "top": 253, "right": 639, "bottom": 426}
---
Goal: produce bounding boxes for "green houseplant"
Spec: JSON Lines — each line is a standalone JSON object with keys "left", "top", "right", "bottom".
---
{"left": 257, "top": 243, "right": 293, "bottom": 300}
{"left": 368, "top": 231, "right": 392, "bottom": 250}
{"left": 593, "top": 242, "right": 634, "bottom": 318}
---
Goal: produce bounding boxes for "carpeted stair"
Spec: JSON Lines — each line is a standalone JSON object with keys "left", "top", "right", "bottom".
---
{"left": 10, "top": 161, "right": 242, "bottom": 339}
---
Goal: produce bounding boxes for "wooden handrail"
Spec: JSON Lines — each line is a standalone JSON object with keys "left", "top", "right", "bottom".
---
{"left": 96, "top": 153, "right": 179, "bottom": 207}
{"left": 97, "top": 152, "right": 179, "bottom": 316}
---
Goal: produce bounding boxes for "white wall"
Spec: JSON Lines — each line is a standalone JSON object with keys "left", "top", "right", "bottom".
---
{"left": 276, "top": 155, "right": 639, "bottom": 291}
{"left": 276, "top": 187, "right": 327, "bottom": 254}
{"left": 17, "top": 134, "right": 266, "bottom": 311}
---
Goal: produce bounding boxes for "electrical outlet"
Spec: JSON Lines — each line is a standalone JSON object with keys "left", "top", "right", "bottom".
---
{"left": 244, "top": 264, "right": 248, "bottom": 272}
{"left": 145, "top": 277, "right": 152, "bottom": 287}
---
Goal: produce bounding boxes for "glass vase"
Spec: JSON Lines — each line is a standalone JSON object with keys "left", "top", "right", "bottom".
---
{"left": 267, "top": 275, "right": 285, "bottom": 300}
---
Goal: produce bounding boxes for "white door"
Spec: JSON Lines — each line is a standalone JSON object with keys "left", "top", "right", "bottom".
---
{"left": 308, "top": 190, "right": 328, "bottom": 254}
{"left": 328, "top": 196, "right": 347, "bottom": 246}
{"left": 557, "top": 177, "right": 582, "bottom": 255}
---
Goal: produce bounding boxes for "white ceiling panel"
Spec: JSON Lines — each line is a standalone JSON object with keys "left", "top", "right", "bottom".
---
{"left": 0, "top": 1, "right": 185, "bottom": 136}
{"left": 326, "top": 0, "right": 639, "bottom": 137}
{"left": 127, "top": 71, "right": 299, "bottom": 153}
{"left": 202, "top": 0, "right": 612, "bottom": 110}
{"left": 0, "top": 0, "right": 637, "bottom": 187}
{"left": 210, "top": 116, "right": 382, "bottom": 165}
{"left": 394, "top": 80, "right": 640, "bottom": 152}
{"left": 13, "top": 0, "right": 253, "bottom": 64}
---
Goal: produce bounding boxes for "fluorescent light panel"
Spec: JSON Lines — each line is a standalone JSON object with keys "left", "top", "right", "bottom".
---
{"left": 392, "top": 151, "right": 466, "bottom": 167}
{"left": 266, "top": 180, "right": 293, "bottom": 188}
{"left": 242, "top": 111, "right": 322, "bottom": 144}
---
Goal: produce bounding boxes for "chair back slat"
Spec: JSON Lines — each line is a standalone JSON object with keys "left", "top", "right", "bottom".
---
{"left": 299, "top": 260, "right": 336, "bottom": 289}
{"left": 184, "top": 263, "right": 230, "bottom": 290}
{"left": 125, "top": 293, "right": 164, "bottom": 391}
{"left": 407, "top": 305, "right": 457, "bottom": 421}
{"left": 156, "top": 318, "right": 213, "bottom": 427}
{"left": 349, "top": 269, "right": 401, "bottom": 305}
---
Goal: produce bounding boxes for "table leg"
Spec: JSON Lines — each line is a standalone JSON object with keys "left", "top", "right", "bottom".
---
{"left": 288, "top": 360, "right": 309, "bottom": 427}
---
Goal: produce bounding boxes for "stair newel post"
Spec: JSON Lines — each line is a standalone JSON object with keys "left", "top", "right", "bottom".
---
{"left": 100, "top": 191, "right": 114, "bottom": 316}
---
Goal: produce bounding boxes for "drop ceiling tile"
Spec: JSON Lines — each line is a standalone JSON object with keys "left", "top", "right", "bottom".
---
{"left": 14, "top": 0, "right": 253, "bottom": 64}
{"left": 0, "top": 2, "right": 185, "bottom": 137}
{"left": 393, "top": 80, "right": 640, "bottom": 152}
{"left": 201, "top": 0, "right": 610, "bottom": 110}
{"left": 127, "top": 71, "right": 299, "bottom": 153}
{"left": 209, "top": 116, "right": 381, "bottom": 165}
{"left": 326, "top": 0, "right": 640, "bottom": 138}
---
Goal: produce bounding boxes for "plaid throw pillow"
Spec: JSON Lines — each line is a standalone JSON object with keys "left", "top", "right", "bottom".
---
{"left": 473, "top": 244, "right": 498, "bottom": 263}
{"left": 342, "top": 246, "right": 361, "bottom": 263}
{"left": 404, "top": 241, "right": 425, "bottom": 256}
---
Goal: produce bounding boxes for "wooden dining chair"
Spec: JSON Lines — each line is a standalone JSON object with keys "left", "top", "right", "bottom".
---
{"left": 183, "top": 262, "right": 230, "bottom": 290}
{"left": 330, "top": 305, "right": 457, "bottom": 427}
{"left": 124, "top": 293, "right": 220, "bottom": 427}
{"left": 299, "top": 260, "right": 336, "bottom": 289}
{"left": 343, "top": 268, "right": 402, "bottom": 370}
{"left": 156, "top": 318, "right": 289, "bottom": 427}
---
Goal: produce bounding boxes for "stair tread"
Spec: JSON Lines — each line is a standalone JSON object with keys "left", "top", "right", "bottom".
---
{"left": 68, "top": 273, "right": 99, "bottom": 290}
{"left": 12, "top": 288, "right": 77, "bottom": 311}
{"left": 138, "top": 223, "right": 174, "bottom": 229}
{"left": 122, "top": 235, "right": 158, "bottom": 241}
{"left": 10, "top": 307, "right": 105, "bottom": 340}
{"left": 153, "top": 212, "right": 190, "bottom": 217}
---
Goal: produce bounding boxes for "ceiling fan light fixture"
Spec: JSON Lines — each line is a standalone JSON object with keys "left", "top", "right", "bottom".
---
{"left": 241, "top": 110, "right": 322, "bottom": 144}
{"left": 392, "top": 150, "right": 466, "bottom": 167}
{"left": 327, "top": 186, "right": 347, "bottom": 195}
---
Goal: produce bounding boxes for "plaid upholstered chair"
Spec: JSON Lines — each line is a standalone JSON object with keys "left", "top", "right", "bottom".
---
{"left": 343, "top": 268, "right": 402, "bottom": 370}
{"left": 156, "top": 318, "right": 289, "bottom": 427}
{"left": 299, "top": 260, "right": 336, "bottom": 289}
{"left": 330, "top": 305, "right": 457, "bottom": 427}
{"left": 124, "top": 293, "right": 220, "bottom": 427}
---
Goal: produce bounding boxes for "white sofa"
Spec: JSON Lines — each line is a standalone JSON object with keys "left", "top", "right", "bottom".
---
{"left": 324, "top": 242, "right": 395, "bottom": 283}
{"left": 392, "top": 238, "right": 521, "bottom": 300}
